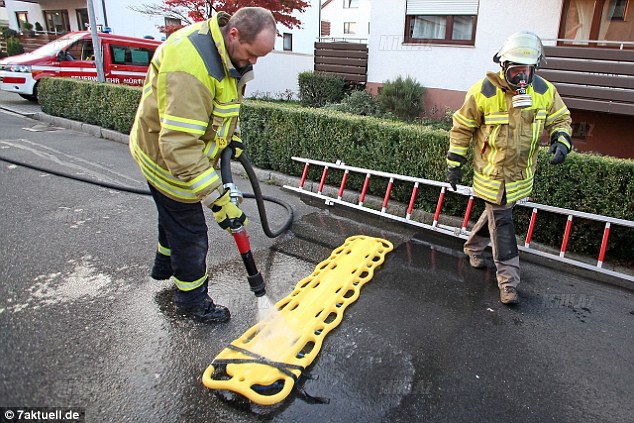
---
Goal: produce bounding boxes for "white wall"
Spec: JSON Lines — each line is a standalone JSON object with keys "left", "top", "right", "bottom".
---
{"left": 34, "top": 0, "right": 100, "bottom": 32}
{"left": 368, "top": 0, "right": 564, "bottom": 91}
{"left": 107, "top": 0, "right": 322, "bottom": 44}
{"left": 5, "top": 1, "right": 43, "bottom": 30}
{"left": 321, "top": 0, "right": 371, "bottom": 40}
{"left": 274, "top": 0, "right": 320, "bottom": 55}
{"left": 104, "top": 0, "right": 164, "bottom": 40}
{"left": 1, "top": 5, "right": 10, "bottom": 26}
{"left": 245, "top": 50, "right": 314, "bottom": 99}
{"left": 247, "top": 0, "right": 320, "bottom": 97}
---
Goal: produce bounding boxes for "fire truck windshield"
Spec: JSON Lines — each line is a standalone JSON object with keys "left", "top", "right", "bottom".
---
{"left": 28, "top": 33, "right": 87, "bottom": 58}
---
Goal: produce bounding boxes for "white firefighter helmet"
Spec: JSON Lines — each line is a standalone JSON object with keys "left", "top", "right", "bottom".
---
{"left": 493, "top": 31, "right": 544, "bottom": 66}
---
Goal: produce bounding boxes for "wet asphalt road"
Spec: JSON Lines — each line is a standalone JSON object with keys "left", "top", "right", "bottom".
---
{"left": 0, "top": 97, "right": 633, "bottom": 423}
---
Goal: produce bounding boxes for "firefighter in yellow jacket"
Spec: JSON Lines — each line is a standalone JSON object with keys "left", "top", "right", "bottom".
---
{"left": 447, "top": 31, "right": 573, "bottom": 304}
{"left": 129, "top": 8, "right": 276, "bottom": 323}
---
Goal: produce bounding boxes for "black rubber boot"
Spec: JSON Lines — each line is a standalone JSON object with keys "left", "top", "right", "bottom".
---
{"left": 185, "top": 297, "right": 231, "bottom": 323}
{"left": 151, "top": 253, "right": 173, "bottom": 280}
{"left": 174, "top": 280, "right": 231, "bottom": 324}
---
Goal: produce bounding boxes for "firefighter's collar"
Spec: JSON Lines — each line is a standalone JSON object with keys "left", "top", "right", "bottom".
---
{"left": 206, "top": 12, "right": 253, "bottom": 79}
{"left": 487, "top": 70, "right": 513, "bottom": 91}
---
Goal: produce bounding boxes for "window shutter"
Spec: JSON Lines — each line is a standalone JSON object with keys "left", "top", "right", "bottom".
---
{"left": 406, "top": 0, "right": 479, "bottom": 15}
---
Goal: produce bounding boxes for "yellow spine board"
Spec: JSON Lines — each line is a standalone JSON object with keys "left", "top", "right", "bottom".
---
{"left": 202, "top": 235, "right": 393, "bottom": 405}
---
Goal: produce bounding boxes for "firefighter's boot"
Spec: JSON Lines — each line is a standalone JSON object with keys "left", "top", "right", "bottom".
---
{"left": 500, "top": 286, "right": 519, "bottom": 304}
{"left": 464, "top": 250, "right": 487, "bottom": 269}
{"left": 174, "top": 280, "right": 231, "bottom": 324}
{"left": 185, "top": 297, "right": 231, "bottom": 324}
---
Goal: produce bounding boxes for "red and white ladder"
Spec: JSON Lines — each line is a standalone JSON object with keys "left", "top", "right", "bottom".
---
{"left": 283, "top": 157, "right": 634, "bottom": 284}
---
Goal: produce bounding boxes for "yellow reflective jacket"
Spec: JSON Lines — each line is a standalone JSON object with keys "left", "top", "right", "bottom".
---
{"left": 129, "top": 13, "right": 253, "bottom": 203}
{"left": 449, "top": 71, "right": 572, "bottom": 205}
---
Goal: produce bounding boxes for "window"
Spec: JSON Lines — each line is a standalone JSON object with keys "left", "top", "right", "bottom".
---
{"left": 44, "top": 10, "right": 71, "bottom": 34}
{"left": 110, "top": 44, "right": 156, "bottom": 66}
{"left": 76, "top": 8, "right": 89, "bottom": 30}
{"left": 610, "top": 0, "right": 628, "bottom": 20}
{"left": 164, "top": 17, "right": 182, "bottom": 36}
{"left": 283, "top": 33, "right": 293, "bottom": 51}
{"left": 321, "top": 21, "right": 331, "bottom": 37}
{"left": 404, "top": 0, "right": 478, "bottom": 45}
{"left": 344, "top": 22, "right": 357, "bottom": 35}
{"left": 343, "top": 0, "right": 359, "bottom": 8}
{"left": 64, "top": 39, "right": 95, "bottom": 61}
{"left": 15, "top": 11, "right": 28, "bottom": 29}
{"left": 560, "top": 0, "right": 633, "bottom": 47}
{"left": 571, "top": 122, "right": 593, "bottom": 141}
{"left": 164, "top": 17, "right": 182, "bottom": 28}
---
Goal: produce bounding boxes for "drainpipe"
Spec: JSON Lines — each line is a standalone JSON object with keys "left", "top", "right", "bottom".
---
{"left": 318, "top": 1, "right": 322, "bottom": 42}
{"left": 101, "top": 0, "right": 109, "bottom": 27}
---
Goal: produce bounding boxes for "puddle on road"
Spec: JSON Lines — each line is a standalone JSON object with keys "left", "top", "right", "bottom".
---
{"left": 210, "top": 325, "right": 416, "bottom": 420}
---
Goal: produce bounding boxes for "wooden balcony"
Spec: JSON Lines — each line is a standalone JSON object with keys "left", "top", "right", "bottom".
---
{"left": 314, "top": 41, "right": 368, "bottom": 84}
{"left": 539, "top": 45, "right": 634, "bottom": 116}
{"left": 1, "top": 32, "right": 65, "bottom": 56}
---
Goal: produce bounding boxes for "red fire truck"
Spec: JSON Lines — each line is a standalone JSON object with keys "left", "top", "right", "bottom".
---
{"left": 0, "top": 31, "right": 162, "bottom": 101}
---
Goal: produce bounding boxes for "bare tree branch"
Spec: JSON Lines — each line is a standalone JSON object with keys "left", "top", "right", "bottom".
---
{"left": 127, "top": 2, "right": 193, "bottom": 24}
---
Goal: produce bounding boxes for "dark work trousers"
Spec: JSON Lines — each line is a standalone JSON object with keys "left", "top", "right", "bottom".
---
{"left": 463, "top": 201, "right": 520, "bottom": 288}
{"left": 148, "top": 184, "right": 210, "bottom": 303}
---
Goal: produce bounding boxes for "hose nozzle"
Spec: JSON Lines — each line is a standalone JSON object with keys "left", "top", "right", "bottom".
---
{"left": 247, "top": 272, "right": 266, "bottom": 297}
{"left": 231, "top": 224, "right": 266, "bottom": 297}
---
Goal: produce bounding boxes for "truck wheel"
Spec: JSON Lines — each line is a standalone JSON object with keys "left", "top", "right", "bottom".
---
{"left": 19, "top": 94, "right": 38, "bottom": 102}
{"left": 19, "top": 82, "right": 38, "bottom": 102}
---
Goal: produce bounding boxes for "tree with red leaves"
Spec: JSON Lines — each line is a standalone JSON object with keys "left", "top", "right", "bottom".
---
{"left": 130, "top": 0, "right": 310, "bottom": 35}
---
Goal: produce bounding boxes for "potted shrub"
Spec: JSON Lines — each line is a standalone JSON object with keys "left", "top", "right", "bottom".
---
{"left": 7, "top": 37, "right": 25, "bottom": 56}
{"left": 21, "top": 21, "right": 35, "bottom": 36}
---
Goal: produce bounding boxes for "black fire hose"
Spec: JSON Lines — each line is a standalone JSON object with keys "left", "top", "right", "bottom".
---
{"left": 0, "top": 151, "right": 294, "bottom": 241}
{"left": 0, "top": 155, "right": 152, "bottom": 195}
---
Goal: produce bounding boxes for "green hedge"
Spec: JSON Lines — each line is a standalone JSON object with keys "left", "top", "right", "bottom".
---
{"left": 38, "top": 78, "right": 634, "bottom": 264}
{"left": 297, "top": 71, "right": 346, "bottom": 107}
{"left": 39, "top": 77, "right": 141, "bottom": 134}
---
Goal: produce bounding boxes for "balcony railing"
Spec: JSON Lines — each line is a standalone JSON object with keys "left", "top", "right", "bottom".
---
{"left": 539, "top": 42, "right": 634, "bottom": 116}
{"left": 543, "top": 38, "right": 634, "bottom": 50}
{"left": 1, "top": 32, "right": 65, "bottom": 56}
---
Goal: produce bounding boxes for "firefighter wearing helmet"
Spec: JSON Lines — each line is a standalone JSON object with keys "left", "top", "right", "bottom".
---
{"left": 447, "top": 31, "right": 573, "bottom": 304}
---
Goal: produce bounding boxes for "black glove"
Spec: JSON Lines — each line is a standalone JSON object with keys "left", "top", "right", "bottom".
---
{"left": 447, "top": 166, "right": 462, "bottom": 191}
{"left": 446, "top": 152, "right": 467, "bottom": 191}
{"left": 549, "top": 133, "right": 572, "bottom": 165}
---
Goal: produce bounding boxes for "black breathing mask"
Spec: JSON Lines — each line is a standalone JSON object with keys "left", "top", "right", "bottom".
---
{"left": 504, "top": 63, "right": 535, "bottom": 108}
